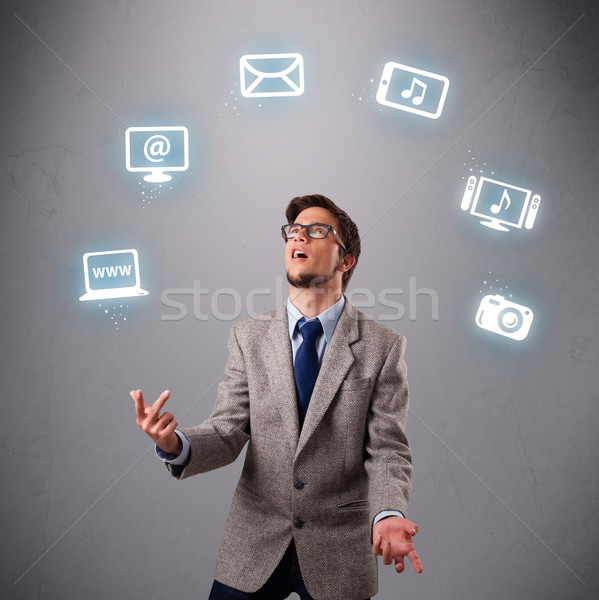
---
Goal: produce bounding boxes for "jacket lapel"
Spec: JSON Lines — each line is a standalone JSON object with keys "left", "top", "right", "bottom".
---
{"left": 295, "top": 300, "right": 361, "bottom": 459}
{"left": 264, "top": 304, "right": 301, "bottom": 452}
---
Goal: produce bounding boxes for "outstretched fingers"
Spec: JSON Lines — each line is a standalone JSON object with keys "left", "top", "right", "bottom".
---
{"left": 131, "top": 389, "right": 172, "bottom": 433}
{"left": 130, "top": 389, "right": 148, "bottom": 421}
{"left": 149, "top": 389, "right": 171, "bottom": 419}
{"left": 400, "top": 520, "right": 422, "bottom": 573}
{"left": 406, "top": 548, "right": 423, "bottom": 573}
{"left": 372, "top": 518, "right": 424, "bottom": 574}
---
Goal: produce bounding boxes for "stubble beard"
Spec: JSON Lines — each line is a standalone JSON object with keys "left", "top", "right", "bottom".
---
{"left": 286, "top": 261, "right": 340, "bottom": 289}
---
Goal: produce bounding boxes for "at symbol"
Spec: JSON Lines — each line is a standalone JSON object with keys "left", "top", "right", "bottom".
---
{"left": 144, "top": 135, "right": 171, "bottom": 162}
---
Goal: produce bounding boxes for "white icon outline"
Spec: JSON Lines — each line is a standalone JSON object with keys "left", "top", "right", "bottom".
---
{"left": 125, "top": 126, "right": 189, "bottom": 183}
{"left": 461, "top": 175, "right": 541, "bottom": 232}
{"left": 79, "top": 249, "right": 149, "bottom": 302}
{"left": 475, "top": 294, "right": 534, "bottom": 341}
{"left": 144, "top": 135, "right": 171, "bottom": 163}
{"left": 376, "top": 61, "right": 450, "bottom": 119}
{"left": 240, "top": 53, "right": 304, "bottom": 98}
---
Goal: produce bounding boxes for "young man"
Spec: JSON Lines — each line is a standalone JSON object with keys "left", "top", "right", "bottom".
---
{"left": 131, "top": 194, "right": 422, "bottom": 600}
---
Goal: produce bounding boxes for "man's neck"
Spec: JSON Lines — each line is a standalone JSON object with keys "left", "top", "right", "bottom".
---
{"left": 288, "top": 285, "right": 343, "bottom": 318}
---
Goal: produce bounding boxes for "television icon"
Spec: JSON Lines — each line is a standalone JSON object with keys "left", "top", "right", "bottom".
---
{"left": 376, "top": 61, "right": 450, "bottom": 119}
{"left": 79, "top": 249, "right": 149, "bottom": 301}
{"left": 461, "top": 176, "right": 541, "bottom": 232}
{"left": 125, "top": 126, "right": 189, "bottom": 183}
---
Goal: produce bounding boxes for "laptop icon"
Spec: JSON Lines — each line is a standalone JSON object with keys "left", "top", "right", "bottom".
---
{"left": 79, "top": 249, "right": 149, "bottom": 301}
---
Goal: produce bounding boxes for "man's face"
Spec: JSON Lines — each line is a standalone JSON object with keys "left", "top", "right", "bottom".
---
{"left": 284, "top": 206, "right": 346, "bottom": 289}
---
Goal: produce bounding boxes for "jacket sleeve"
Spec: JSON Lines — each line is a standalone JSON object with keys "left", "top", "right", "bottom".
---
{"left": 166, "top": 324, "right": 251, "bottom": 480}
{"left": 365, "top": 333, "right": 413, "bottom": 529}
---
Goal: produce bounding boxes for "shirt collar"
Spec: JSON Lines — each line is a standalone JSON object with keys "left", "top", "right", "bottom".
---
{"left": 286, "top": 295, "right": 346, "bottom": 343}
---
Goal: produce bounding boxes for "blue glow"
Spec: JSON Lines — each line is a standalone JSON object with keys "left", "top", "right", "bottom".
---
{"left": 475, "top": 294, "right": 534, "bottom": 341}
{"left": 79, "top": 249, "right": 149, "bottom": 302}
{"left": 125, "top": 126, "right": 189, "bottom": 183}
{"left": 240, "top": 53, "right": 304, "bottom": 98}
{"left": 461, "top": 175, "right": 541, "bottom": 232}
{"left": 376, "top": 61, "right": 449, "bottom": 119}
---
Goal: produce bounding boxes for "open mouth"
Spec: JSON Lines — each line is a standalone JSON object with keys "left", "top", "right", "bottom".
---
{"left": 291, "top": 247, "right": 309, "bottom": 260}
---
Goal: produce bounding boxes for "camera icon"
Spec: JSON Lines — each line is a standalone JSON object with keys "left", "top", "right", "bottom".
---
{"left": 475, "top": 294, "right": 534, "bottom": 341}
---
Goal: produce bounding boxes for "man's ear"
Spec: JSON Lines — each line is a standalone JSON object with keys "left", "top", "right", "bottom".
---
{"left": 338, "top": 253, "right": 355, "bottom": 273}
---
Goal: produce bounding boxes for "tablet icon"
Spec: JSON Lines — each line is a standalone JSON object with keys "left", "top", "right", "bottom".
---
{"left": 376, "top": 62, "right": 449, "bottom": 119}
{"left": 240, "top": 53, "right": 304, "bottom": 98}
{"left": 461, "top": 176, "right": 541, "bottom": 232}
{"left": 79, "top": 249, "right": 149, "bottom": 301}
{"left": 476, "top": 294, "right": 533, "bottom": 341}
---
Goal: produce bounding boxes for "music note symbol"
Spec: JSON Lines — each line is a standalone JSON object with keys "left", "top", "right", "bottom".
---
{"left": 490, "top": 189, "right": 512, "bottom": 214}
{"left": 401, "top": 77, "right": 427, "bottom": 106}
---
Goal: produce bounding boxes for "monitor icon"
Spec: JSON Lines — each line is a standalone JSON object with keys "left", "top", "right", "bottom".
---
{"left": 461, "top": 176, "right": 541, "bottom": 232}
{"left": 125, "top": 126, "right": 189, "bottom": 183}
{"left": 376, "top": 61, "right": 450, "bottom": 119}
{"left": 79, "top": 249, "right": 149, "bottom": 301}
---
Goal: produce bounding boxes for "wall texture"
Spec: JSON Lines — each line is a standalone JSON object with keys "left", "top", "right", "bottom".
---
{"left": 1, "top": 1, "right": 598, "bottom": 598}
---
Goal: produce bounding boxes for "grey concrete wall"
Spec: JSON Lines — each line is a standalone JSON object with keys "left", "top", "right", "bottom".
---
{"left": 1, "top": 0, "right": 598, "bottom": 598}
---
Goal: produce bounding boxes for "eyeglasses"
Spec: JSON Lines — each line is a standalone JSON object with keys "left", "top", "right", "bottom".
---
{"left": 281, "top": 222, "right": 348, "bottom": 253}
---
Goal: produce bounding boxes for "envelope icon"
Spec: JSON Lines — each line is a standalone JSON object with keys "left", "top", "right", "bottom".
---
{"left": 240, "top": 53, "right": 304, "bottom": 98}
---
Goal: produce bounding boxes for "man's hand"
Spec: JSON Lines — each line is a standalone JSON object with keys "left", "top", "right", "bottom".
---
{"left": 372, "top": 516, "right": 423, "bottom": 574}
{"left": 130, "top": 389, "right": 182, "bottom": 456}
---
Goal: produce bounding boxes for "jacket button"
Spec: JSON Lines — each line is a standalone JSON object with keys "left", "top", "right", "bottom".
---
{"left": 294, "top": 480, "right": 305, "bottom": 490}
{"left": 293, "top": 518, "right": 304, "bottom": 528}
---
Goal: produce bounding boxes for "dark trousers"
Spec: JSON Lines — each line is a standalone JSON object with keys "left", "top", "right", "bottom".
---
{"left": 208, "top": 540, "right": 313, "bottom": 600}
{"left": 208, "top": 540, "right": 371, "bottom": 600}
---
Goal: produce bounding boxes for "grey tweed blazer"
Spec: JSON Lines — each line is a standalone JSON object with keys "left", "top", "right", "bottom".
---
{"left": 167, "top": 299, "right": 413, "bottom": 600}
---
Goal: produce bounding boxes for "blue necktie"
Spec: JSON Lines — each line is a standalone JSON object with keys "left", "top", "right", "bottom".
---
{"left": 294, "top": 319, "right": 323, "bottom": 429}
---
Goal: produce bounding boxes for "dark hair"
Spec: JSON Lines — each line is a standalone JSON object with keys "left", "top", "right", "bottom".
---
{"left": 285, "top": 194, "right": 361, "bottom": 292}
